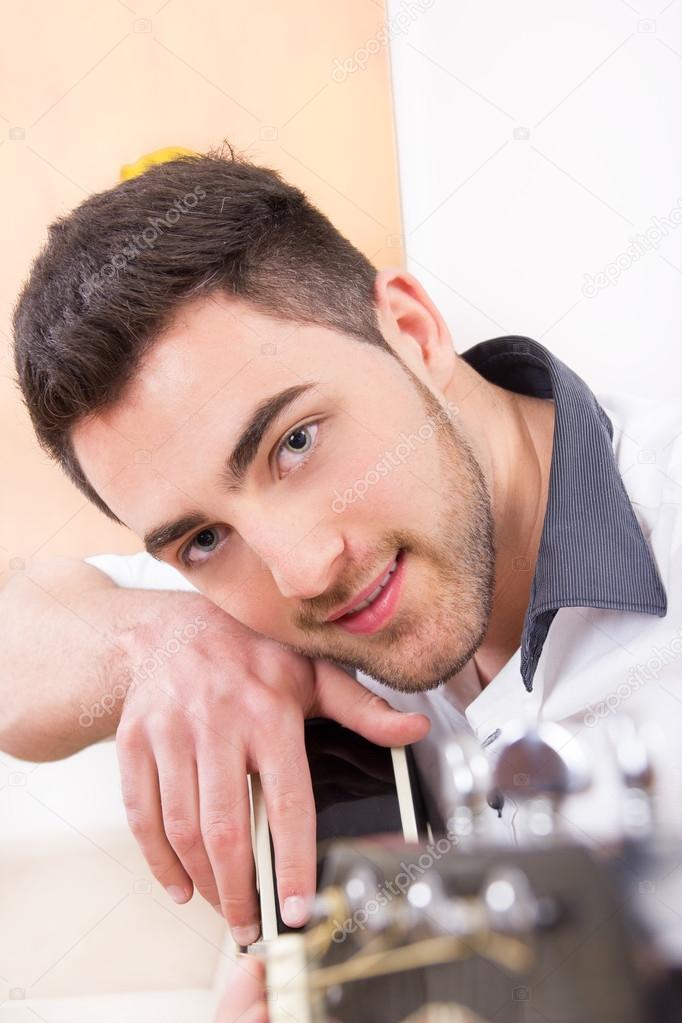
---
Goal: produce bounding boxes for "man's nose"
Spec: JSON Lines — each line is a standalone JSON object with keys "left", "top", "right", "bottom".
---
{"left": 246, "top": 522, "right": 345, "bottom": 600}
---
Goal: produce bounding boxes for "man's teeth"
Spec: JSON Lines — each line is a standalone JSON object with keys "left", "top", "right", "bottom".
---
{"left": 346, "top": 557, "right": 398, "bottom": 615}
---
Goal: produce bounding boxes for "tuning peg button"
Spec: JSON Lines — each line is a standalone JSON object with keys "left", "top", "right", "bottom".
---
{"left": 492, "top": 721, "right": 591, "bottom": 840}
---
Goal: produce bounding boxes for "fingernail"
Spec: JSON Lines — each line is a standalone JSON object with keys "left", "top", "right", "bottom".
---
{"left": 232, "top": 923, "right": 261, "bottom": 947}
{"left": 281, "top": 895, "right": 309, "bottom": 927}
{"left": 166, "top": 885, "right": 190, "bottom": 904}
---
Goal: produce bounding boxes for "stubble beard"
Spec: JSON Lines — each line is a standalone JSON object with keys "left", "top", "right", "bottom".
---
{"left": 291, "top": 384, "right": 496, "bottom": 694}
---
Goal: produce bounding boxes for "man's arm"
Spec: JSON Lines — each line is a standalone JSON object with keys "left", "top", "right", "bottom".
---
{"left": 0, "top": 554, "right": 430, "bottom": 946}
{"left": 0, "top": 556, "right": 212, "bottom": 761}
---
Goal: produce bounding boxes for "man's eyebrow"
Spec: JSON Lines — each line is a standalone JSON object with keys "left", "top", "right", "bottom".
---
{"left": 144, "top": 512, "right": 207, "bottom": 560}
{"left": 143, "top": 382, "right": 318, "bottom": 559}
{"left": 221, "top": 382, "right": 319, "bottom": 493}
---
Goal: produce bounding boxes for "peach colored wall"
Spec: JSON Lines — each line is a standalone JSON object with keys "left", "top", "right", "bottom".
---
{"left": 0, "top": 0, "right": 403, "bottom": 587}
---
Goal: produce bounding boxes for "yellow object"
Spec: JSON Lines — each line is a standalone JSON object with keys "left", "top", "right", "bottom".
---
{"left": 119, "top": 146, "right": 197, "bottom": 182}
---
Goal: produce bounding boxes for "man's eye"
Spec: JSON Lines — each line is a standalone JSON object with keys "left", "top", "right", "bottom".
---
{"left": 178, "top": 423, "right": 320, "bottom": 569}
{"left": 276, "top": 422, "right": 319, "bottom": 475}
{"left": 182, "top": 525, "right": 229, "bottom": 567}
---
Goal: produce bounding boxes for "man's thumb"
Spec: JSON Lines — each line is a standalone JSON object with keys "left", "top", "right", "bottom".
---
{"left": 312, "top": 660, "right": 430, "bottom": 747}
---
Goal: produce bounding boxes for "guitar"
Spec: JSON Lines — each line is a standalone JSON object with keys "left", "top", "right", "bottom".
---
{"left": 247, "top": 716, "right": 682, "bottom": 1022}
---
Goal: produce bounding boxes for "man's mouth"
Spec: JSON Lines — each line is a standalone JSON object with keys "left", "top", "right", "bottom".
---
{"left": 325, "top": 549, "right": 406, "bottom": 635}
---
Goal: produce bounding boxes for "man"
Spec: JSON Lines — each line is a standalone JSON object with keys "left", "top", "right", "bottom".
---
{"left": 6, "top": 145, "right": 682, "bottom": 1002}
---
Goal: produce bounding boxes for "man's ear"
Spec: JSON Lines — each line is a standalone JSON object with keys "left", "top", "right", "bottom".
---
{"left": 373, "top": 268, "right": 457, "bottom": 392}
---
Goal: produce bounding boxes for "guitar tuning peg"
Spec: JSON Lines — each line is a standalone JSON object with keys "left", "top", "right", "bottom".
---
{"left": 606, "top": 714, "right": 655, "bottom": 791}
{"left": 330, "top": 858, "right": 392, "bottom": 939}
{"left": 342, "top": 862, "right": 382, "bottom": 911}
{"left": 406, "top": 868, "right": 484, "bottom": 938}
{"left": 606, "top": 714, "right": 655, "bottom": 838}
{"left": 482, "top": 864, "right": 556, "bottom": 933}
{"left": 492, "top": 721, "right": 591, "bottom": 840}
{"left": 441, "top": 733, "right": 492, "bottom": 845}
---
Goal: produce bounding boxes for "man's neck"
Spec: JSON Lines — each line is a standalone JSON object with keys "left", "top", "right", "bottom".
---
{"left": 443, "top": 359, "right": 556, "bottom": 691}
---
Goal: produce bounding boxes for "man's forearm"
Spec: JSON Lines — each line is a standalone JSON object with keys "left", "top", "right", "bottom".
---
{"left": 0, "top": 557, "right": 215, "bottom": 761}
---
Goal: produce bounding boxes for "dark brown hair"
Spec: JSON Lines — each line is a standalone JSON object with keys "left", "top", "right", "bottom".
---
{"left": 12, "top": 142, "right": 391, "bottom": 522}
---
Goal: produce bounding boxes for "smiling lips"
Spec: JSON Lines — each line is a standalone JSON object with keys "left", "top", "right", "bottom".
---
{"left": 326, "top": 550, "right": 406, "bottom": 635}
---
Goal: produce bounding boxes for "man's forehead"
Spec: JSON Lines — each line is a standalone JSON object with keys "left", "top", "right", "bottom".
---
{"left": 133, "top": 292, "right": 299, "bottom": 401}
{"left": 70, "top": 294, "right": 354, "bottom": 529}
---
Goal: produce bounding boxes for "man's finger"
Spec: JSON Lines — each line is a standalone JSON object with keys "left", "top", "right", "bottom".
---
{"left": 116, "top": 738, "right": 194, "bottom": 903}
{"left": 256, "top": 716, "right": 317, "bottom": 929}
{"left": 197, "top": 746, "right": 260, "bottom": 946}
{"left": 313, "top": 661, "right": 431, "bottom": 746}
{"left": 215, "top": 954, "right": 267, "bottom": 1023}
{"left": 155, "top": 749, "right": 222, "bottom": 911}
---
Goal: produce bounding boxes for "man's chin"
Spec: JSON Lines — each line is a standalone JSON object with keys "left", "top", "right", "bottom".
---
{"left": 287, "top": 614, "right": 488, "bottom": 696}
{"left": 318, "top": 646, "right": 473, "bottom": 696}
{"left": 361, "top": 668, "right": 449, "bottom": 695}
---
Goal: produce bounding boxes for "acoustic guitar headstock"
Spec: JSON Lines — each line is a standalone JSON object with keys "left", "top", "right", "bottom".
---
{"left": 252, "top": 715, "right": 682, "bottom": 1022}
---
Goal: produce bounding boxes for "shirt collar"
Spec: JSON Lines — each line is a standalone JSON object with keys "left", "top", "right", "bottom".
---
{"left": 459, "top": 335, "right": 668, "bottom": 692}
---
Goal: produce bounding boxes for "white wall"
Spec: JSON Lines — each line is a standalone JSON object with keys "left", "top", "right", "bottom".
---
{"left": 387, "top": 0, "right": 682, "bottom": 400}
{"left": 0, "top": 744, "right": 226, "bottom": 1014}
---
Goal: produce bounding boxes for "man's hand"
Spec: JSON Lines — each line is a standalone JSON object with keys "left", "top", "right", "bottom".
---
{"left": 115, "top": 603, "right": 430, "bottom": 946}
{"left": 215, "top": 955, "right": 267, "bottom": 1023}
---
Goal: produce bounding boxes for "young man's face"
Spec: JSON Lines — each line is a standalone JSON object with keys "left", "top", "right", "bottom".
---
{"left": 73, "top": 290, "right": 495, "bottom": 693}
